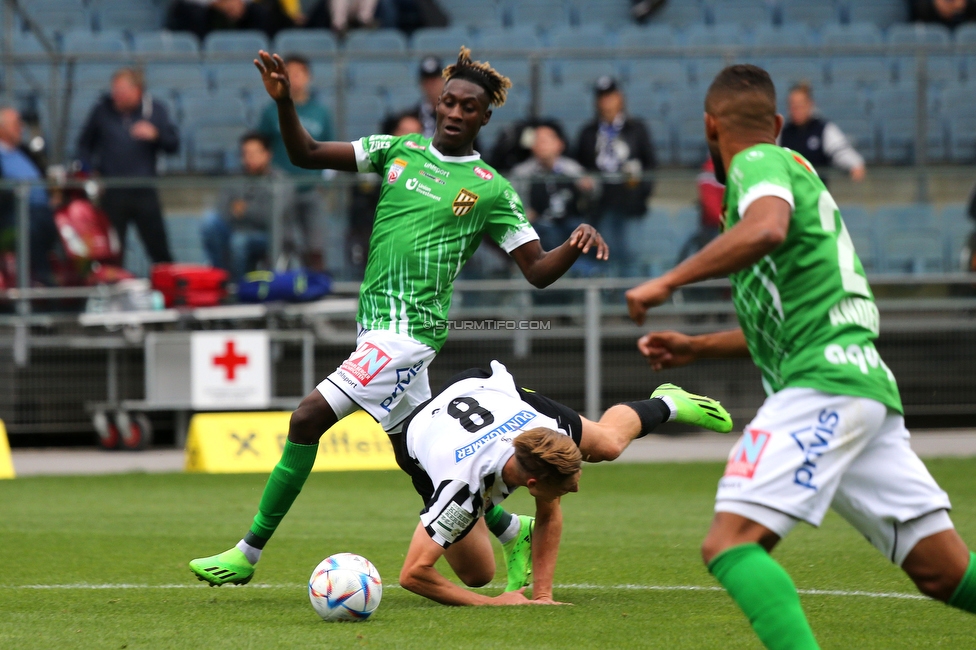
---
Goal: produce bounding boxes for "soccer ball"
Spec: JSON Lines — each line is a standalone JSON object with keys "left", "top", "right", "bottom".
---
{"left": 308, "top": 553, "right": 382, "bottom": 622}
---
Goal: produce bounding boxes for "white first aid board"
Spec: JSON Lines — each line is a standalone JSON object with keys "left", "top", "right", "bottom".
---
{"left": 191, "top": 331, "right": 270, "bottom": 409}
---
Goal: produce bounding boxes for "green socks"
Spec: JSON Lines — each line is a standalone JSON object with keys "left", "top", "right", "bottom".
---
{"left": 484, "top": 505, "right": 517, "bottom": 543}
{"left": 949, "top": 552, "right": 976, "bottom": 613}
{"left": 248, "top": 440, "right": 319, "bottom": 542}
{"left": 708, "top": 543, "right": 820, "bottom": 650}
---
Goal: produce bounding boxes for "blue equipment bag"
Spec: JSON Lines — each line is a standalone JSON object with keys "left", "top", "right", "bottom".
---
{"left": 237, "top": 270, "right": 332, "bottom": 303}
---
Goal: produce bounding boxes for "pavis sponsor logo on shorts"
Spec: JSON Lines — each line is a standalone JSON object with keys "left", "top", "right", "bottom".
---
{"left": 790, "top": 409, "right": 840, "bottom": 491}
{"left": 455, "top": 410, "right": 537, "bottom": 462}
{"left": 724, "top": 428, "right": 771, "bottom": 479}
{"left": 340, "top": 342, "right": 392, "bottom": 386}
{"left": 387, "top": 158, "right": 408, "bottom": 184}
{"left": 452, "top": 188, "right": 479, "bottom": 216}
{"left": 473, "top": 166, "right": 494, "bottom": 181}
{"left": 380, "top": 360, "right": 425, "bottom": 413}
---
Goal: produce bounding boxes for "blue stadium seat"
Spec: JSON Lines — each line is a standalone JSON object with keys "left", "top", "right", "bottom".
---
{"left": 653, "top": 2, "right": 705, "bottom": 26}
{"left": 96, "top": 4, "right": 163, "bottom": 33}
{"left": 881, "top": 229, "right": 945, "bottom": 273}
{"left": 683, "top": 24, "right": 745, "bottom": 47}
{"left": 667, "top": 206, "right": 700, "bottom": 244}
{"left": 133, "top": 30, "right": 200, "bottom": 54}
{"left": 940, "top": 84, "right": 972, "bottom": 119}
{"left": 543, "top": 58, "right": 620, "bottom": 88}
{"left": 830, "top": 115, "right": 877, "bottom": 162}
{"left": 753, "top": 24, "right": 814, "bottom": 47}
{"left": 165, "top": 214, "right": 207, "bottom": 264}
{"left": 690, "top": 58, "right": 728, "bottom": 85}
{"left": 208, "top": 62, "right": 265, "bottom": 95}
{"left": 617, "top": 25, "right": 677, "bottom": 49}
{"left": 707, "top": 1, "right": 772, "bottom": 27}
{"left": 879, "top": 116, "right": 947, "bottom": 163}
{"left": 848, "top": 228, "right": 879, "bottom": 272}
{"left": 62, "top": 28, "right": 128, "bottom": 54}
{"left": 887, "top": 23, "right": 951, "bottom": 46}
{"left": 876, "top": 204, "right": 936, "bottom": 229}
{"left": 938, "top": 204, "right": 972, "bottom": 266}
{"left": 838, "top": 204, "right": 872, "bottom": 231}
{"left": 869, "top": 86, "right": 915, "bottom": 119}
{"left": 478, "top": 26, "right": 543, "bottom": 52}
{"left": 955, "top": 23, "right": 976, "bottom": 45}
{"left": 72, "top": 62, "right": 126, "bottom": 89}
{"left": 567, "top": 0, "right": 632, "bottom": 27}
{"left": 344, "top": 95, "right": 388, "bottom": 139}
{"left": 487, "top": 57, "right": 532, "bottom": 88}
{"left": 539, "top": 84, "right": 591, "bottom": 134}
{"left": 204, "top": 30, "right": 269, "bottom": 55}
{"left": 547, "top": 24, "right": 608, "bottom": 49}
{"left": 626, "top": 83, "right": 670, "bottom": 122}
{"left": 667, "top": 87, "right": 707, "bottom": 120}
{"left": 348, "top": 61, "right": 414, "bottom": 94}
{"left": 948, "top": 115, "right": 976, "bottom": 162}
{"left": 645, "top": 117, "right": 672, "bottom": 165}
{"left": 675, "top": 115, "right": 708, "bottom": 166}
{"left": 273, "top": 29, "right": 339, "bottom": 56}
{"left": 822, "top": 23, "right": 883, "bottom": 47}
{"left": 189, "top": 122, "right": 245, "bottom": 173}
{"left": 764, "top": 58, "right": 828, "bottom": 91}
{"left": 344, "top": 29, "right": 408, "bottom": 53}
{"left": 503, "top": 0, "right": 571, "bottom": 28}
{"left": 438, "top": 0, "right": 504, "bottom": 27}
{"left": 145, "top": 63, "right": 210, "bottom": 95}
{"left": 625, "top": 59, "right": 690, "bottom": 88}
{"left": 181, "top": 89, "right": 249, "bottom": 127}
{"left": 634, "top": 220, "right": 679, "bottom": 276}
{"left": 410, "top": 27, "right": 471, "bottom": 53}
{"left": 895, "top": 55, "right": 964, "bottom": 87}
{"left": 846, "top": 0, "right": 908, "bottom": 28}
{"left": 829, "top": 57, "right": 893, "bottom": 86}
{"left": 18, "top": 0, "right": 91, "bottom": 38}
{"left": 779, "top": 1, "right": 840, "bottom": 28}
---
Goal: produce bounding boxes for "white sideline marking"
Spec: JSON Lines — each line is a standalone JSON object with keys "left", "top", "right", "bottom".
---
{"left": 0, "top": 582, "right": 928, "bottom": 600}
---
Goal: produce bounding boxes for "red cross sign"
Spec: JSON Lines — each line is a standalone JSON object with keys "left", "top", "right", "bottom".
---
{"left": 213, "top": 341, "right": 249, "bottom": 381}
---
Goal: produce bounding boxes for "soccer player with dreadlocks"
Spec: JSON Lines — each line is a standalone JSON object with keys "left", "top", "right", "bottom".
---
{"left": 191, "top": 48, "right": 617, "bottom": 600}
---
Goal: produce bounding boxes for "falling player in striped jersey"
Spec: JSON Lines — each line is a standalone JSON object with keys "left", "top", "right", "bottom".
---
{"left": 190, "top": 48, "right": 608, "bottom": 590}
{"left": 393, "top": 361, "right": 733, "bottom": 605}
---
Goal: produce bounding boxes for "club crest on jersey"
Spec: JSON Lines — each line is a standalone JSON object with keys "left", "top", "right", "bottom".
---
{"left": 387, "top": 158, "right": 408, "bottom": 184}
{"left": 452, "top": 188, "right": 479, "bottom": 216}
{"left": 724, "top": 428, "right": 771, "bottom": 479}
{"left": 792, "top": 153, "right": 815, "bottom": 174}
{"left": 340, "top": 342, "right": 391, "bottom": 386}
{"left": 404, "top": 141, "right": 426, "bottom": 151}
{"left": 473, "top": 166, "right": 494, "bottom": 181}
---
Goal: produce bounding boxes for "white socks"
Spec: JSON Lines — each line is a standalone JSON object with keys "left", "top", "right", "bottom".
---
{"left": 236, "top": 539, "right": 262, "bottom": 565}
{"left": 496, "top": 515, "right": 521, "bottom": 545}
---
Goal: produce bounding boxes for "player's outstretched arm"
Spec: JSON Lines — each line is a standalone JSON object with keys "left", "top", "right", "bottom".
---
{"left": 625, "top": 196, "right": 791, "bottom": 325}
{"left": 530, "top": 496, "right": 567, "bottom": 604}
{"left": 399, "top": 523, "right": 543, "bottom": 606}
{"left": 510, "top": 224, "right": 608, "bottom": 288}
{"left": 253, "top": 51, "right": 358, "bottom": 172}
{"left": 638, "top": 329, "right": 750, "bottom": 371}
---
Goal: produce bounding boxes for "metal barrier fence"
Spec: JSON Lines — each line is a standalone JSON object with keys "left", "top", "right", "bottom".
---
{"left": 2, "top": 275, "right": 975, "bottom": 441}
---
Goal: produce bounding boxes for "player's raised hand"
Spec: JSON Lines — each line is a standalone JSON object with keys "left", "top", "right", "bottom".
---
{"left": 625, "top": 278, "right": 672, "bottom": 325}
{"left": 568, "top": 224, "right": 609, "bottom": 261}
{"left": 254, "top": 50, "right": 291, "bottom": 102}
{"left": 638, "top": 330, "right": 696, "bottom": 370}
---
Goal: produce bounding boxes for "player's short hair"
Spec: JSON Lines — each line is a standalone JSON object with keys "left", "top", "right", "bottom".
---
{"left": 705, "top": 64, "right": 777, "bottom": 133}
{"left": 513, "top": 427, "right": 582, "bottom": 485}
{"left": 283, "top": 54, "right": 310, "bottom": 70}
{"left": 240, "top": 130, "right": 271, "bottom": 150}
{"left": 442, "top": 46, "right": 512, "bottom": 108}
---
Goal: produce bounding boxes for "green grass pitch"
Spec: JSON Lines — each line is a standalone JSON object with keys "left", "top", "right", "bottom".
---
{"left": 2, "top": 459, "right": 975, "bottom": 649}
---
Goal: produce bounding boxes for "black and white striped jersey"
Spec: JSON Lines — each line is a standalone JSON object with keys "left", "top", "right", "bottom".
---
{"left": 403, "top": 360, "right": 582, "bottom": 547}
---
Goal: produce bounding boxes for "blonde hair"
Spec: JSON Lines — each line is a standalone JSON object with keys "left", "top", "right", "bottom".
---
{"left": 442, "top": 46, "right": 512, "bottom": 108}
{"left": 513, "top": 427, "right": 581, "bottom": 484}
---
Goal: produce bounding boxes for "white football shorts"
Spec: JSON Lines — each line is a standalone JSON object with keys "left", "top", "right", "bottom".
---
{"left": 317, "top": 327, "right": 436, "bottom": 431}
{"left": 716, "top": 388, "right": 953, "bottom": 565}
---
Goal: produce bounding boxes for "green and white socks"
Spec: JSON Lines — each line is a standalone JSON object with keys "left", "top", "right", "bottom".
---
{"left": 485, "top": 505, "right": 520, "bottom": 545}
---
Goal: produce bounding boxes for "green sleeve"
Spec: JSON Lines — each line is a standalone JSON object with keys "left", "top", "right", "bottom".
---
{"left": 484, "top": 183, "right": 540, "bottom": 254}
{"left": 353, "top": 134, "right": 397, "bottom": 174}
{"left": 727, "top": 148, "right": 795, "bottom": 220}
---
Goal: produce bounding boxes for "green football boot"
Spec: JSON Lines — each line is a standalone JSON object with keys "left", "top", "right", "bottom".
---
{"left": 502, "top": 514, "right": 534, "bottom": 592}
{"left": 189, "top": 547, "right": 255, "bottom": 586}
{"left": 651, "top": 383, "right": 733, "bottom": 434}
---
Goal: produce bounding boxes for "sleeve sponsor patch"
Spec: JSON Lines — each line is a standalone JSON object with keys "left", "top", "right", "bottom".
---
{"left": 431, "top": 501, "right": 475, "bottom": 543}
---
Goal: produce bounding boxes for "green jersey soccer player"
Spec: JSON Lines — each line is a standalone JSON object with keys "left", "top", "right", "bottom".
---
{"left": 189, "top": 48, "right": 607, "bottom": 600}
{"left": 627, "top": 65, "right": 976, "bottom": 648}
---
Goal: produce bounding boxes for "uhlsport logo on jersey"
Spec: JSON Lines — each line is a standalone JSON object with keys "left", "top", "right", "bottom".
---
{"left": 452, "top": 188, "right": 479, "bottom": 216}
{"left": 340, "top": 342, "right": 392, "bottom": 386}
{"left": 724, "top": 428, "right": 771, "bottom": 479}
{"left": 473, "top": 166, "right": 494, "bottom": 180}
{"left": 387, "top": 158, "right": 408, "bottom": 184}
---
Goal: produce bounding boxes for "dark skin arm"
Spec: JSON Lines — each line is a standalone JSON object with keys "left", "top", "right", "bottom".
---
{"left": 510, "top": 225, "right": 608, "bottom": 289}
{"left": 254, "top": 50, "right": 358, "bottom": 172}
{"left": 626, "top": 195, "right": 792, "bottom": 325}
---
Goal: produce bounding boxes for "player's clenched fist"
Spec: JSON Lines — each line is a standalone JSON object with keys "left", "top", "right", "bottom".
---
{"left": 254, "top": 50, "right": 291, "bottom": 102}
{"left": 625, "top": 278, "right": 672, "bottom": 325}
{"left": 638, "top": 330, "right": 697, "bottom": 371}
{"left": 569, "top": 224, "right": 609, "bottom": 261}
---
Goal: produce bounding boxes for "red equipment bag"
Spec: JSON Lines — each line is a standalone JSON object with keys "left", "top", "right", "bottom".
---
{"left": 54, "top": 198, "right": 122, "bottom": 265}
{"left": 150, "top": 263, "right": 229, "bottom": 308}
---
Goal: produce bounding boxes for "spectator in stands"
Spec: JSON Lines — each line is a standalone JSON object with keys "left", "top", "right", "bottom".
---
{"left": 910, "top": 0, "right": 976, "bottom": 28}
{"left": 77, "top": 68, "right": 178, "bottom": 265}
{"left": 256, "top": 54, "right": 333, "bottom": 269}
{"left": 167, "top": 0, "right": 277, "bottom": 39}
{"left": 778, "top": 82, "right": 865, "bottom": 185}
{"left": 0, "top": 106, "right": 58, "bottom": 285}
{"left": 201, "top": 132, "right": 294, "bottom": 280}
{"left": 678, "top": 156, "right": 724, "bottom": 263}
{"left": 631, "top": 0, "right": 667, "bottom": 23}
{"left": 346, "top": 110, "right": 422, "bottom": 277}
{"left": 575, "top": 76, "right": 655, "bottom": 277}
{"left": 511, "top": 121, "right": 596, "bottom": 270}
{"left": 414, "top": 55, "right": 444, "bottom": 138}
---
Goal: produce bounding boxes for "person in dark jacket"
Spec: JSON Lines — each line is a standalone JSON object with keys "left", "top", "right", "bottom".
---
{"left": 77, "top": 68, "right": 179, "bottom": 265}
{"left": 778, "top": 82, "right": 865, "bottom": 186}
{"left": 575, "top": 76, "right": 656, "bottom": 277}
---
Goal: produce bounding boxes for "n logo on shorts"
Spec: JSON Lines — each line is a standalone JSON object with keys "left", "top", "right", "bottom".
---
{"left": 724, "top": 428, "right": 771, "bottom": 479}
{"left": 340, "top": 342, "right": 392, "bottom": 386}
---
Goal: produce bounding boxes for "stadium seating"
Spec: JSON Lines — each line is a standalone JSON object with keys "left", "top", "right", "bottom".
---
{"left": 887, "top": 23, "right": 952, "bottom": 47}
{"left": 344, "top": 29, "right": 408, "bottom": 54}
{"left": 273, "top": 29, "right": 339, "bottom": 56}
{"left": 779, "top": 1, "right": 840, "bottom": 28}
{"left": 567, "top": 0, "right": 632, "bottom": 28}
{"left": 548, "top": 25, "right": 609, "bottom": 50}
{"left": 617, "top": 25, "right": 678, "bottom": 49}
{"left": 62, "top": 29, "right": 129, "bottom": 55}
{"left": 634, "top": 218, "right": 680, "bottom": 276}
{"left": 95, "top": 3, "right": 164, "bottom": 33}
{"left": 503, "top": 0, "right": 572, "bottom": 29}
{"left": 204, "top": 30, "right": 269, "bottom": 56}
{"left": 625, "top": 59, "right": 690, "bottom": 88}
{"left": 410, "top": 27, "right": 471, "bottom": 53}
{"left": 846, "top": 0, "right": 908, "bottom": 28}
{"left": 707, "top": 1, "right": 773, "bottom": 28}
{"left": 881, "top": 229, "right": 946, "bottom": 273}
{"left": 684, "top": 24, "right": 745, "bottom": 47}
{"left": 822, "top": 23, "right": 884, "bottom": 47}
{"left": 478, "top": 26, "right": 543, "bottom": 52}
{"left": 753, "top": 25, "right": 814, "bottom": 48}
{"left": 133, "top": 31, "right": 200, "bottom": 55}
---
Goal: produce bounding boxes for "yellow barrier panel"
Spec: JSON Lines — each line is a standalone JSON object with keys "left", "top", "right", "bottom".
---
{"left": 185, "top": 410, "right": 397, "bottom": 474}
{"left": 0, "top": 420, "right": 14, "bottom": 479}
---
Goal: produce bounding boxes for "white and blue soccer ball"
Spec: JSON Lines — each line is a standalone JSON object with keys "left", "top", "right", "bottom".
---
{"left": 308, "top": 553, "right": 382, "bottom": 622}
